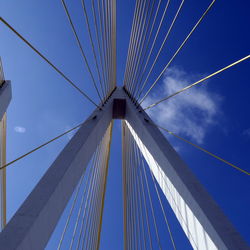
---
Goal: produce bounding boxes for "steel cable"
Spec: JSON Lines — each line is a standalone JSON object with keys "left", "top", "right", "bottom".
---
{"left": 80, "top": 0, "right": 105, "bottom": 100}
{"left": 136, "top": 0, "right": 184, "bottom": 100}
{"left": 139, "top": 0, "right": 216, "bottom": 105}
{"left": 143, "top": 55, "right": 250, "bottom": 110}
{"left": 0, "top": 17, "right": 99, "bottom": 107}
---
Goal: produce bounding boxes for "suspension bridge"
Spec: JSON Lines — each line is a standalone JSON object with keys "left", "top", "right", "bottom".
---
{"left": 0, "top": 0, "right": 249, "bottom": 249}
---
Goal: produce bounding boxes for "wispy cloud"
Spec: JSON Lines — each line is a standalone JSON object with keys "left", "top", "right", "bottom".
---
{"left": 14, "top": 126, "right": 26, "bottom": 133}
{"left": 143, "top": 67, "right": 222, "bottom": 145}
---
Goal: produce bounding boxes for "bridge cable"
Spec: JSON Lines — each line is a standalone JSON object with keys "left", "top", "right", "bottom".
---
{"left": 80, "top": 0, "right": 105, "bottom": 99}
{"left": 0, "top": 17, "right": 99, "bottom": 107}
{"left": 86, "top": 147, "right": 102, "bottom": 249}
{"left": 130, "top": 0, "right": 158, "bottom": 95}
{"left": 136, "top": 141, "right": 153, "bottom": 250}
{"left": 129, "top": 122, "right": 177, "bottom": 249}
{"left": 127, "top": 0, "right": 149, "bottom": 93}
{"left": 123, "top": 127, "right": 129, "bottom": 249}
{"left": 138, "top": 142, "right": 162, "bottom": 249}
{"left": 101, "top": 0, "right": 110, "bottom": 94}
{"left": 69, "top": 149, "right": 98, "bottom": 249}
{"left": 134, "top": 139, "right": 149, "bottom": 249}
{"left": 149, "top": 167, "right": 177, "bottom": 250}
{"left": 138, "top": 145, "right": 177, "bottom": 249}
{"left": 79, "top": 148, "right": 101, "bottom": 249}
{"left": 136, "top": 0, "right": 184, "bottom": 100}
{"left": 129, "top": 137, "right": 137, "bottom": 250}
{"left": 125, "top": 0, "right": 146, "bottom": 91}
{"left": 108, "top": 0, "right": 116, "bottom": 93}
{"left": 139, "top": 0, "right": 216, "bottom": 105}
{"left": 95, "top": 0, "right": 108, "bottom": 96}
{"left": 124, "top": 127, "right": 130, "bottom": 249}
{"left": 128, "top": 130, "right": 137, "bottom": 249}
{"left": 111, "top": 0, "right": 117, "bottom": 91}
{"left": 107, "top": 0, "right": 113, "bottom": 93}
{"left": 61, "top": 0, "right": 103, "bottom": 103}
{"left": 132, "top": 0, "right": 168, "bottom": 98}
{"left": 88, "top": 126, "right": 111, "bottom": 250}
{"left": 91, "top": 0, "right": 107, "bottom": 97}
{"left": 139, "top": 131, "right": 199, "bottom": 249}
{"left": 123, "top": 0, "right": 141, "bottom": 88}
{"left": 76, "top": 147, "right": 99, "bottom": 249}
{"left": 128, "top": 0, "right": 155, "bottom": 94}
{"left": 130, "top": 129, "right": 139, "bottom": 250}
{"left": 106, "top": 0, "right": 111, "bottom": 93}
{"left": 0, "top": 121, "right": 85, "bottom": 171}
{"left": 57, "top": 159, "right": 92, "bottom": 250}
{"left": 124, "top": 126, "right": 132, "bottom": 249}
{"left": 143, "top": 55, "right": 250, "bottom": 110}
{"left": 81, "top": 144, "right": 103, "bottom": 249}
{"left": 96, "top": 123, "right": 113, "bottom": 249}
{"left": 125, "top": 126, "right": 163, "bottom": 250}
{"left": 125, "top": 123, "right": 153, "bottom": 250}
{"left": 81, "top": 134, "right": 108, "bottom": 250}
{"left": 136, "top": 144, "right": 148, "bottom": 250}
{"left": 122, "top": 122, "right": 128, "bottom": 250}
{"left": 132, "top": 139, "right": 142, "bottom": 250}
{"left": 128, "top": 128, "right": 136, "bottom": 250}
{"left": 155, "top": 122, "right": 250, "bottom": 176}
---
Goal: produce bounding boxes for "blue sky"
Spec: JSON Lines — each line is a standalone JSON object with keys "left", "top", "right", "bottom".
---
{"left": 0, "top": 0, "right": 250, "bottom": 249}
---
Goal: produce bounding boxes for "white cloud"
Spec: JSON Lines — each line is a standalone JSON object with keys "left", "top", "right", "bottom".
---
{"left": 14, "top": 126, "right": 26, "bottom": 133}
{"left": 143, "top": 67, "right": 222, "bottom": 145}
